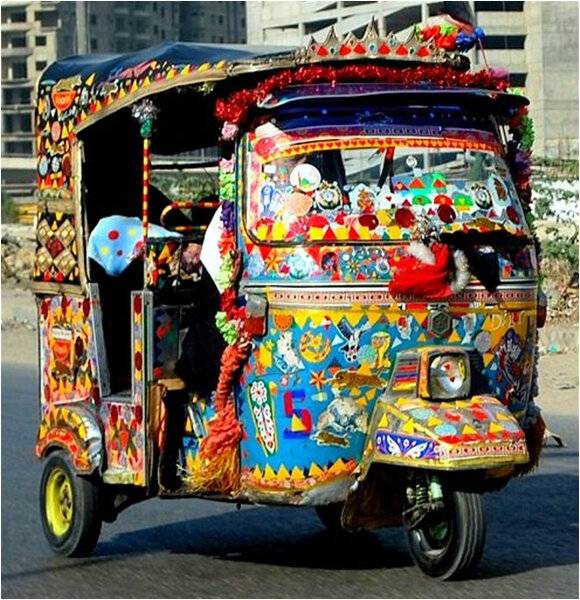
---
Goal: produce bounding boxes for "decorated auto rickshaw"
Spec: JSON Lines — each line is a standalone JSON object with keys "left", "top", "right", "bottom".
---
{"left": 34, "top": 18, "right": 545, "bottom": 579}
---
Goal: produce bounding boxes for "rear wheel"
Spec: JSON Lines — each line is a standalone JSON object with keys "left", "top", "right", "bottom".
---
{"left": 405, "top": 488, "right": 486, "bottom": 580}
{"left": 40, "top": 451, "right": 102, "bottom": 557}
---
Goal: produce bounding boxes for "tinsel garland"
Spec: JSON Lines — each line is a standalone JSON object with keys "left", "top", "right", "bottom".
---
{"left": 215, "top": 63, "right": 508, "bottom": 132}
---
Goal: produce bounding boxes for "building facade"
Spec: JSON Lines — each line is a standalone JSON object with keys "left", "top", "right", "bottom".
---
{"left": 247, "top": 0, "right": 579, "bottom": 159}
{"left": 180, "top": 1, "right": 246, "bottom": 44}
{"left": 1, "top": 1, "right": 246, "bottom": 203}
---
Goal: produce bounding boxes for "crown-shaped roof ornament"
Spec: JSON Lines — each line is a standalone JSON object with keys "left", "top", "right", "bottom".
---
{"left": 295, "top": 18, "right": 470, "bottom": 69}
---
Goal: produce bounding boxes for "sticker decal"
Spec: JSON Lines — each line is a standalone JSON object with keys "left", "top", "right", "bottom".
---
{"left": 248, "top": 380, "right": 277, "bottom": 456}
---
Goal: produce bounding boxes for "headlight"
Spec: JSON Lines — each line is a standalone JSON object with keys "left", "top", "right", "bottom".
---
{"left": 428, "top": 353, "right": 470, "bottom": 400}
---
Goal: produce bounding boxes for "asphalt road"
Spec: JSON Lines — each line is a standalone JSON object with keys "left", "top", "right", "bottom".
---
{"left": 2, "top": 355, "right": 578, "bottom": 598}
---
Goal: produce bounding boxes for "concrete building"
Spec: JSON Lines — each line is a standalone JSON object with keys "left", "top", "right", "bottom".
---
{"left": 247, "top": 0, "right": 579, "bottom": 159}
{"left": 180, "top": 1, "right": 246, "bottom": 44}
{"left": 1, "top": 1, "right": 247, "bottom": 204}
{"left": 2, "top": 1, "right": 70, "bottom": 202}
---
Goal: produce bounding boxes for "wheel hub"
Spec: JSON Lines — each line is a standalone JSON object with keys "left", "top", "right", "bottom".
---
{"left": 45, "top": 467, "right": 74, "bottom": 537}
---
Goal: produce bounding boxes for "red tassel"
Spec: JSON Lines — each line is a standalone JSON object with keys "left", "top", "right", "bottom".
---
{"left": 199, "top": 341, "right": 250, "bottom": 459}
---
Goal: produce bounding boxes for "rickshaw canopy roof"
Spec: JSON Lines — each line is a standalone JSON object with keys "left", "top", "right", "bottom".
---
{"left": 40, "top": 42, "right": 291, "bottom": 88}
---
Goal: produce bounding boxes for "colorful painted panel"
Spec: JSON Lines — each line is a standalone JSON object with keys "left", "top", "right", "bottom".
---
{"left": 242, "top": 242, "right": 536, "bottom": 285}
{"left": 237, "top": 293, "right": 537, "bottom": 492}
{"left": 99, "top": 291, "right": 150, "bottom": 486}
{"left": 372, "top": 394, "right": 528, "bottom": 469}
{"left": 34, "top": 190, "right": 81, "bottom": 285}
{"left": 38, "top": 294, "right": 104, "bottom": 407}
{"left": 100, "top": 402, "right": 146, "bottom": 484}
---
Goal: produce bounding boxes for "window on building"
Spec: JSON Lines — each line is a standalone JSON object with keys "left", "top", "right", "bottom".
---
{"left": 34, "top": 10, "right": 58, "bottom": 28}
{"left": 384, "top": 5, "right": 422, "bottom": 33}
{"left": 1, "top": 87, "right": 31, "bottom": 106}
{"left": 20, "top": 113, "right": 32, "bottom": 132}
{"left": 219, "top": 36, "right": 224, "bottom": 42}
{"left": 509, "top": 73, "right": 527, "bottom": 87}
{"left": 304, "top": 18, "right": 337, "bottom": 35}
{"left": 35, "top": 35, "right": 47, "bottom": 46}
{"left": 2, "top": 115, "right": 13, "bottom": 133}
{"left": 474, "top": 1, "right": 524, "bottom": 11}
{"left": 4, "top": 141, "right": 34, "bottom": 156}
{"left": 11, "top": 37, "right": 27, "bottom": 48}
{"left": 161, "top": 6, "right": 165, "bottom": 17}
{"left": 90, "top": 14, "right": 97, "bottom": 25}
{"left": 485, "top": 35, "right": 526, "bottom": 49}
{"left": 90, "top": 38, "right": 98, "bottom": 51}
{"left": 135, "top": 17, "right": 148, "bottom": 31}
{"left": 218, "top": 15, "right": 223, "bottom": 24}
{"left": 115, "top": 16, "right": 127, "bottom": 30}
{"left": 154, "top": 24, "right": 159, "bottom": 34}
{"left": 12, "top": 63, "right": 28, "bottom": 79}
{"left": 10, "top": 11, "right": 27, "bottom": 23}
{"left": 161, "top": 29, "right": 166, "bottom": 40}
{"left": 18, "top": 88, "right": 31, "bottom": 104}
{"left": 3, "top": 113, "right": 32, "bottom": 133}
{"left": 36, "top": 61, "right": 47, "bottom": 71}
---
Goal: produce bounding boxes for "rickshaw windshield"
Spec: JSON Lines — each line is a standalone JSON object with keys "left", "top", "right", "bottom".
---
{"left": 245, "top": 122, "right": 529, "bottom": 244}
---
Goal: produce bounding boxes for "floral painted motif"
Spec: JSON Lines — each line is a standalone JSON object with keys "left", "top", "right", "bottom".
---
{"left": 100, "top": 402, "right": 145, "bottom": 484}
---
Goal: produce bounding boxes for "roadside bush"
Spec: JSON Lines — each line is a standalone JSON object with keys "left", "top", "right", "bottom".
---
{"left": 1, "top": 190, "right": 18, "bottom": 223}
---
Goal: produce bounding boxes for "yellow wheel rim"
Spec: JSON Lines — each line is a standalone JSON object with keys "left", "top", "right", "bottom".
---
{"left": 45, "top": 467, "right": 74, "bottom": 538}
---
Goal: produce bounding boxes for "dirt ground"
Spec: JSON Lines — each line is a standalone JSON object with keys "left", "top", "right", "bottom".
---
{"left": 1, "top": 285, "right": 577, "bottom": 424}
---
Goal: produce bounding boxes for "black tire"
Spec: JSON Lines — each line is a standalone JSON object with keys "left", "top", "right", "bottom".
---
{"left": 405, "top": 490, "right": 486, "bottom": 580}
{"left": 315, "top": 503, "right": 346, "bottom": 532}
{"left": 40, "top": 450, "right": 102, "bottom": 557}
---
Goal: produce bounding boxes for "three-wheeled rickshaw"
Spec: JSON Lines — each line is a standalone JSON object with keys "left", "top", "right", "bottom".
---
{"left": 34, "top": 18, "right": 545, "bottom": 579}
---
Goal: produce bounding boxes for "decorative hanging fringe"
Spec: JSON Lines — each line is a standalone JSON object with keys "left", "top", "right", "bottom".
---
{"left": 184, "top": 341, "right": 250, "bottom": 493}
{"left": 183, "top": 439, "right": 240, "bottom": 493}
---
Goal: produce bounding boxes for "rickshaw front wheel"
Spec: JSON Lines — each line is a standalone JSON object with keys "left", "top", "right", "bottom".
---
{"left": 405, "top": 489, "right": 486, "bottom": 580}
{"left": 40, "top": 450, "right": 102, "bottom": 557}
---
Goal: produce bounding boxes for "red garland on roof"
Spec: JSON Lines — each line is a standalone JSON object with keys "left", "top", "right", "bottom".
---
{"left": 215, "top": 63, "right": 508, "bottom": 128}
